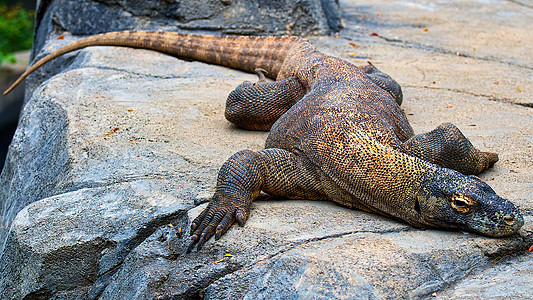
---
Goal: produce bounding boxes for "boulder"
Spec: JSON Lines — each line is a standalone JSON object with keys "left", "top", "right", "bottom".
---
{"left": 0, "top": 0, "right": 531, "bottom": 298}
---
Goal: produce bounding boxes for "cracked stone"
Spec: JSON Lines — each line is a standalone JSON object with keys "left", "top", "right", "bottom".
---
{"left": 0, "top": 0, "right": 532, "bottom": 298}
{"left": 0, "top": 180, "right": 188, "bottom": 299}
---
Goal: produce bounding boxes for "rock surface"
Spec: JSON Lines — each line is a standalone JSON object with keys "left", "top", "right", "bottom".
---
{"left": 33, "top": 0, "right": 341, "bottom": 47}
{"left": 1, "top": 0, "right": 532, "bottom": 299}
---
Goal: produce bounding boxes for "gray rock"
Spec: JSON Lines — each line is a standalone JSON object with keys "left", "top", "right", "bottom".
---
{"left": 35, "top": 0, "right": 341, "bottom": 38}
{"left": 436, "top": 249, "right": 533, "bottom": 299}
{"left": 0, "top": 0, "right": 532, "bottom": 299}
{"left": 0, "top": 45, "right": 268, "bottom": 298}
{"left": 1, "top": 180, "right": 188, "bottom": 299}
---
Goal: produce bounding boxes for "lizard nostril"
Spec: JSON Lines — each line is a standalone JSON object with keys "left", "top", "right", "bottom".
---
{"left": 503, "top": 215, "right": 517, "bottom": 226}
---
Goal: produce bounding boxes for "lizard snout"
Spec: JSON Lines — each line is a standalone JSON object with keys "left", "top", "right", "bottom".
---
{"left": 501, "top": 213, "right": 524, "bottom": 231}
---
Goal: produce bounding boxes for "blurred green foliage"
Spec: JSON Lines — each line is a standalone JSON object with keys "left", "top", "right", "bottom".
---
{"left": 0, "top": 3, "right": 34, "bottom": 67}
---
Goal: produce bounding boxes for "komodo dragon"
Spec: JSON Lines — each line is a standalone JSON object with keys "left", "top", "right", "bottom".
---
{"left": 4, "top": 31, "right": 524, "bottom": 252}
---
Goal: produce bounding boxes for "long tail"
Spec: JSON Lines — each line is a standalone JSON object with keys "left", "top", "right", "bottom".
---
{"left": 4, "top": 31, "right": 304, "bottom": 95}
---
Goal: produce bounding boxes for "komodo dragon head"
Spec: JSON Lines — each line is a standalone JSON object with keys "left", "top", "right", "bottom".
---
{"left": 416, "top": 168, "right": 523, "bottom": 237}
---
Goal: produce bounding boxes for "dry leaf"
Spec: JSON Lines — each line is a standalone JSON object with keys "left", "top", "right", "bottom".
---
{"left": 104, "top": 127, "right": 120, "bottom": 137}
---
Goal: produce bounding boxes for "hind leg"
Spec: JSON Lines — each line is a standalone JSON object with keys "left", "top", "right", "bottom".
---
{"left": 402, "top": 123, "right": 498, "bottom": 175}
{"left": 225, "top": 70, "right": 306, "bottom": 131}
{"left": 361, "top": 62, "right": 403, "bottom": 106}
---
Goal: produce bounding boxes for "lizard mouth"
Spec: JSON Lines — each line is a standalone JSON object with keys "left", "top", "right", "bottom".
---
{"left": 467, "top": 214, "right": 524, "bottom": 237}
{"left": 420, "top": 210, "right": 524, "bottom": 237}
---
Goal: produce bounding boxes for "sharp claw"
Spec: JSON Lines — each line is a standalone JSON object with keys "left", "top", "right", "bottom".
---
{"left": 190, "top": 203, "right": 211, "bottom": 233}
{"left": 254, "top": 68, "right": 267, "bottom": 82}
{"left": 186, "top": 235, "right": 199, "bottom": 253}
{"left": 197, "top": 236, "right": 205, "bottom": 250}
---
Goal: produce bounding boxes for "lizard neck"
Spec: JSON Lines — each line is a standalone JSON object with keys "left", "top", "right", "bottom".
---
{"left": 314, "top": 123, "right": 439, "bottom": 225}
{"left": 354, "top": 139, "right": 439, "bottom": 225}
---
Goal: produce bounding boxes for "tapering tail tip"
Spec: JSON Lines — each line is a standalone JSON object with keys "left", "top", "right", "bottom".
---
{"left": 4, "top": 85, "right": 15, "bottom": 95}
{"left": 3, "top": 74, "right": 25, "bottom": 95}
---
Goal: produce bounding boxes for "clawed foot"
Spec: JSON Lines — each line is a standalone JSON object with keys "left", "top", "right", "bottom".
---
{"left": 186, "top": 196, "right": 250, "bottom": 253}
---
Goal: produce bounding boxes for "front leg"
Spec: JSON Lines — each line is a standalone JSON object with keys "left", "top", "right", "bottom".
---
{"left": 188, "top": 148, "right": 325, "bottom": 252}
{"left": 188, "top": 150, "right": 265, "bottom": 252}
{"left": 401, "top": 123, "right": 498, "bottom": 175}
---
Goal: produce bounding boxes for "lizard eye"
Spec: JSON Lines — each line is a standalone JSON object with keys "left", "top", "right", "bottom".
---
{"left": 450, "top": 194, "right": 474, "bottom": 213}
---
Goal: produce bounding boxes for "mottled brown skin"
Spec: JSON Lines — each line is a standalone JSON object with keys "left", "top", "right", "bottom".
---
{"left": 4, "top": 31, "right": 524, "bottom": 252}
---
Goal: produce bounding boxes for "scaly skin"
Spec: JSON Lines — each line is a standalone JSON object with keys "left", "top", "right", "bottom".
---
{"left": 4, "top": 31, "right": 523, "bottom": 253}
